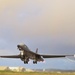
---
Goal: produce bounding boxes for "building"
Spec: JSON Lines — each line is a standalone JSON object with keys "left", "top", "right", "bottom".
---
{"left": 9, "top": 67, "right": 26, "bottom": 72}
{"left": 26, "top": 69, "right": 34, "bottom": 72}
{"left": 0, "top": 66, "right": 34, "bottom": 72}
{"left": 0, "top": 66, "right": 10, "bottom": 71}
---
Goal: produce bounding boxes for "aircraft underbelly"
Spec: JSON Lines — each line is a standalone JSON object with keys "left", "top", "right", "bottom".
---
{"left": 24, "top": 50, "right": 35, "bottom": 59}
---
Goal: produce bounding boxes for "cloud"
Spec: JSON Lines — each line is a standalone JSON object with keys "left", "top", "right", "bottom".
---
{"left": 0, "top": 0, "right": 75, "bottom": 37}
{"left": 0, "top": 0, "right": 75, "bottom": 53}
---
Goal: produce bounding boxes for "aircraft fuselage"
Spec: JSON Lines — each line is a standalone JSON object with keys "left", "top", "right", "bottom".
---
{"left": 17, "top": 44, "right": 44, "bottom": 64}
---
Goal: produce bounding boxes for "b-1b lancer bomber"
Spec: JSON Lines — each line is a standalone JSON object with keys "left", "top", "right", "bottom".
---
{"left": 0, "top": 43, "right": 74, "bottom": 64}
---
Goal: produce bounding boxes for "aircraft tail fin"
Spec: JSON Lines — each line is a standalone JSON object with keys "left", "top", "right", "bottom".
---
{"left": 36, "top": 48, "right": 38, "bottom": 53}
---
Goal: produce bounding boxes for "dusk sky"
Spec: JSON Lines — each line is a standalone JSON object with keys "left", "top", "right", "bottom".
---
{"left": 0, "top": 0, "right": 75, "bottom": 70}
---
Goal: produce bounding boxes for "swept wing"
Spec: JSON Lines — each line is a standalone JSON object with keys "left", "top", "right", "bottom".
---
{"left": 0, "top": 55, "right": 20, "bottom": 58}
{"left": 41, "top": 54, "right": 73, "bottom": 58}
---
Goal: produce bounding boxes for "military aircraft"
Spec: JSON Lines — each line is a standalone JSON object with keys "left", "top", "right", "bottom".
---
{"left": 0, "top": 43, "right": 74, "bottom": 64}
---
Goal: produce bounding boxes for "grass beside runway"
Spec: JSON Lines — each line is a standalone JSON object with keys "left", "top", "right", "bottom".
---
{"left": 0, "top": 71, "right": 75, "bottom": 75}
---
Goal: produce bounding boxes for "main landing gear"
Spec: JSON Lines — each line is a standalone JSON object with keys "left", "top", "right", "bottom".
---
{"left": 24, "top": 61, "right": 28, "bottom": 64}
{"left": 33, "top": 61, "right": 37, "bottom": 64}
{"left": 24, "top": 58, "right": 29, "bottom": 64}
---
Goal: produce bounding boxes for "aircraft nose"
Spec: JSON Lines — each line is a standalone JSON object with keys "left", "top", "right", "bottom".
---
{"left": 17, "top": 45, "right": 22, "bottom": 50}
{"left": 17, "top": 45, "right": 20, "bottom": 48}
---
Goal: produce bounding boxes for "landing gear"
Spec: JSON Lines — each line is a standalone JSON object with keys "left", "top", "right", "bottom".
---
{"left": 33, "top": 61, "right": 37, "bottom": 64}
{"left": 24, "top": 61, "right": 28, "bottom": 64}
{"left": 24, "top": 58, "right": 29, "bottom": 64}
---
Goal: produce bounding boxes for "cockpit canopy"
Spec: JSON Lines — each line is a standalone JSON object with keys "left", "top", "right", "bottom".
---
{"left": 17, "top": 43, "right": 27, "bottom": 49}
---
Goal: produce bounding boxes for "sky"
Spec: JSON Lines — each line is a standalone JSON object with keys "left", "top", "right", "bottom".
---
{"left": 0, "top": 0, "right": 75, "bottom": 70}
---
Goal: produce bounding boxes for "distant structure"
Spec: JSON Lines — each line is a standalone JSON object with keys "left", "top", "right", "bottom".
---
{"left": 43, "top": 69, "right": 45, "bottom": 72}
{"left": 9, "top": 67, "right": 25, "bottom": 72}
{"left": 26, "top": 69, "right": 34, "bottom": 72}
{"left": 0, "top": 66, "right": 10, "bottom": 71}
{"left": 0, "top": 66, "right": 34, "bottom": 72}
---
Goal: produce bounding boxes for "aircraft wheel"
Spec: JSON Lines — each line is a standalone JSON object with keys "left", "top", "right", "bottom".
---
{"left": 33, "top": 61, "right": 37, "bottom": 64}
{"left": 24, "top": 61, "right": 28, "bottom": 64}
